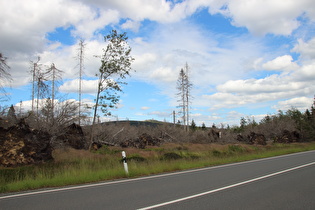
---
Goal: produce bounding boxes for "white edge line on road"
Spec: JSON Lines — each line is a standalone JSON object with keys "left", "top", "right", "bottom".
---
{"left": 0, "top": 150, "right": 314, "bottom": 200}
{"left": 138, "top": 161, "right": 315, "bottom": 210}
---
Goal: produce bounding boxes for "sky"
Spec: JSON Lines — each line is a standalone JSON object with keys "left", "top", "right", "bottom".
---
{"left": 1, "top": 0, "right": 315, "bottom": 127}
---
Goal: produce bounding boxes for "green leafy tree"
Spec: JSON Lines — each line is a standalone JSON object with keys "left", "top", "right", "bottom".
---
{"left": 90, "top": 30, "right": 134, "bottom": 147}
{"left": 240, "top": 117, "right": 247, "bottom": 129}
{"left": 201, "top": 122, "right": 206, "bottom": 130}
{"left": 190, "top": 119, "right": 197, "bottom": 131}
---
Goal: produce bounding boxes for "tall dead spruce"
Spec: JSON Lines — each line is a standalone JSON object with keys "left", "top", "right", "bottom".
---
{"left": 89, "top": 30, "right": 134, "bottom": 149}
{"left": 176, "top": 63, "right": 192, "bottom": 131}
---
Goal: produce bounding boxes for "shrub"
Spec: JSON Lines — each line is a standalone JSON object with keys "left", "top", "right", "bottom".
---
{"left": 127, "top": 154, "right": 146, "bottom": 162}
{"left": 228, "top": 145, "right": 245, "bottom": 153}
{"left": 161, "top": 152, "right": 182, "bottom": 160}
{"left": 212, "top": 149, "right": 220, "bottom": 157}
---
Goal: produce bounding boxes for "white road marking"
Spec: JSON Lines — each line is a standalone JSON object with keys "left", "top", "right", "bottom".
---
{"left": 0, "top": 150, "right": 314, "bottom": 200}
{"left": 138, "top": 161, "right": 315, "bottom": 210}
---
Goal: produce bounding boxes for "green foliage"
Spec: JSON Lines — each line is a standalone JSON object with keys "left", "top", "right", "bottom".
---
{"left": 212, "top": 149, "right": 222, "bottom": 157}
{"left": 94, "top": 145, "right": 120, "bottom": 155}
{"left": 190, "top": 119, "right": 197, "bottom": 131}
{"left": 94, "top": 30, "right": 134, "bottom": 117}
{"left": 127, "top": 154, "right": 147, "bottom": 162}
{"left": 240, "top": 117, "right": 247, "bottom": 129}
{"left": 161, "top": 152, "right": 183, "bottom": 160}
{"left": 228, "top": 145, "right": 246, "bottom": 153}
{"left": 258, "top": 106, "right": 315, "bottom": 141}
{"left": 201, "top": 122, "right": 206, "bottom": 130}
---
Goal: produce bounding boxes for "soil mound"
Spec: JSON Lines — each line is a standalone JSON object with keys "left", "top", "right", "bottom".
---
{"left": 0, "top": 119, "right": 53, "bottom": 167}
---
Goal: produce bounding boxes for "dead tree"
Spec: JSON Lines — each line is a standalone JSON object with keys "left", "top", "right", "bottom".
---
{"left": 77, "top": 40, "right": 86, "bottom": 125}
{"left": 176, "top": 63, "right": 192, "bottom": 131}
{"left": 46, "top": 63, "right": 63, "bottom": 123}
{"left": 0, "top": 53, "right": 12, "bottom": 101}
{"left": 30, "top": 57, "right": 41, "bottom": 112}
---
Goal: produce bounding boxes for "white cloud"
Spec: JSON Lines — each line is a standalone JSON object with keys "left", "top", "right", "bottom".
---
{"left": 14, "top": 98, "right": 93, "bottom": 114}
{"left": 148, "top": 111, "right": 171, "bottom": 118}
{"left": 82, "top": 0, "right": 189, "bottom": 23}
{"left": 272, "top": 97, "right": 313, "bottom": 111}
{"left": 72, "top": 9, "right": 120, "bottom": 39}
{"left": 130, "top": 21, "right": 264, "bottom": 98}
{"left": 204, "top": 72, "right": 314, "bottom": 109}
{"left": 141, "top": 106, "right": 150, "bottom": 110}
{"left": 292, "top": 63, "right": 315, "bottom": 82}
{"left": 59, "top": 79, "right": 98, "bottom": 94}
{"left": 121, "top": 19, "right": 141, "bottom": 32}
{"left": 0, "top": 0, "right": 90, "bottom": 54}
{"left": 212, "top": 0, "right": 315, "bottom": 36}
{"left": 2, "top": 0, "right": 315, "bottom": 125}
{"left": 262, "top": 55, "right": 299, "bottom": 71}
{"left": 292, "top": 38, "right": 315, "bottom": 60}
{"left": 199, "top": 55, "right": 315, "bottom": 110}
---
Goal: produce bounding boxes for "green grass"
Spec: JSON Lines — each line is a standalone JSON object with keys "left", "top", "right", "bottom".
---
{"left": 1, "top": 142, "right": 315, "bottom": 194}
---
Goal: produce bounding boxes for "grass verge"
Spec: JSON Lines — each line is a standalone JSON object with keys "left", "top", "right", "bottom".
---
{"left": 1, "top": 142, "right": 315, "bottom": 194}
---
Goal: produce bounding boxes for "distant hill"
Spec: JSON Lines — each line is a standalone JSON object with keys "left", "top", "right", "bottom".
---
{"left": 101, "top": 120, "right": 172, "bottom": 127}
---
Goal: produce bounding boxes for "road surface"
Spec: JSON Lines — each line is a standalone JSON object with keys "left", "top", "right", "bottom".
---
{"left": 1, "top": 150, "right": 314, "bottom": 209}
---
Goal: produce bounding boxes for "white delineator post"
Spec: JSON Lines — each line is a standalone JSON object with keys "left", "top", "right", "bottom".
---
{"left": 122, "top": 151, "right": 129, "bottom": 175}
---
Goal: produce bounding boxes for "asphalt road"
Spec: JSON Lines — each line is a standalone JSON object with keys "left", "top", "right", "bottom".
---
{"left": 1, "top": 150, "right": 314, "bottom": 210}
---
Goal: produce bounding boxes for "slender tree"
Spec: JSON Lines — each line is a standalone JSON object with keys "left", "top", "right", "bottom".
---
{"left": 30, "top": 57, "right": 41, "bottom": 112}
{"left": 77, "top": 40, "right": 86, "bottom": 125}
{"left": 0, "top": 53, "right": 12, "bottom": 101}
{"left": 35, "top": 67, "right": 49, "bottom": 116}
{"left": 184, "top": 63, "right": 192, "bottom": 130}
{"left": 177, "top": 68, "right": 187, "bottom": 128}
{"left": 46, "top": 63, "right": 63, "bottom": 122}
{"left": 176, "top": 63, "right": 192, "bottom": 131}
{"left": 90, "top": 30, "right": 134, "bottom": 148}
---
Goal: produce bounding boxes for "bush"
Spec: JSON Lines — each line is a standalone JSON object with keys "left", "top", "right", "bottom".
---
{"left": 212, "top": 149, "right": 222, "bottom": 157}
{"left": 161, "top": 152, "right": 182, "bottom": 160}
{"left": 228, "top": 145, "right": 245, "bottom": 153}
{"left": 127, "top": 154, "right": 146, "bottom": 162}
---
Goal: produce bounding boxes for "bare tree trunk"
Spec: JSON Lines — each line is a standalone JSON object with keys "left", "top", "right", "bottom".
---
{"left": 78, "top": 40, "right": 85, "bottom": 126}
{"left": 89, "top": 74, "right": 103, "bottom": 150}
{"left": 51, "top": 64, "right": 55, "bottom": 124}
{"left": 185, "top": 63, "right": 190, "bottom": 131}
{"left": 32, "top": 63, "right": 35, "bottom": 112}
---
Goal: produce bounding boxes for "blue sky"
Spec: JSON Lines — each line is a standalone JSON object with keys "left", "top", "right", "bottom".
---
{"left": 1, "top": 0, "right": 315, "bottom": 127}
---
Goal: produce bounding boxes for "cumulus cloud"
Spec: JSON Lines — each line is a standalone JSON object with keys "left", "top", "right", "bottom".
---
{"left": 141, "top": 106, "right": 150, "bottom": 110}
{"left": 121, "top": 19, "right": 141, "bottom": 32}
{"left": 272, "top": 97, "right": 313, "bottom": 111}
{"left": 2, "top": 0, "right": 315, "bottom": 125}
{"left": 262, "top": 55, "right": 299, "bottom": 71}
{"left": 59, "top": 79, "right": 98, "bottom": 94}
{"left": 200, "top": 57, "right": 315, "bottom": 111}
{"left": 82, "top": 0, "right": 189, "bottom": 23}
{"left": 14, "top": 98, "right": 93, "bottom": 114}
{"left": 211, "top": 0, "right": 315, "bottom": 36}
{"left": 292, "top": 38, "right": 315, "bottom": 60}
{"left": 130, "top": 21, "right": 264, "bottom": 97}
{"left": 0, "top": 0, "right": 90, "bottom": 54}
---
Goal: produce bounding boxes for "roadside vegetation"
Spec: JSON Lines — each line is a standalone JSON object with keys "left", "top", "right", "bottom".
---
{"left": 1, "top": 142, "right": 315, "bottom": 194}
{"left": 1, "top": 98, "right": 315, "bottom": 194}
{"left": 1, "top": 31, "right": 315, "bottom": 195}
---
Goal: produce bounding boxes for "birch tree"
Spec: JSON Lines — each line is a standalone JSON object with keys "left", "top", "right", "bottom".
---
{"left": 90, "top": 30, "right": 134, "bottom": 148}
